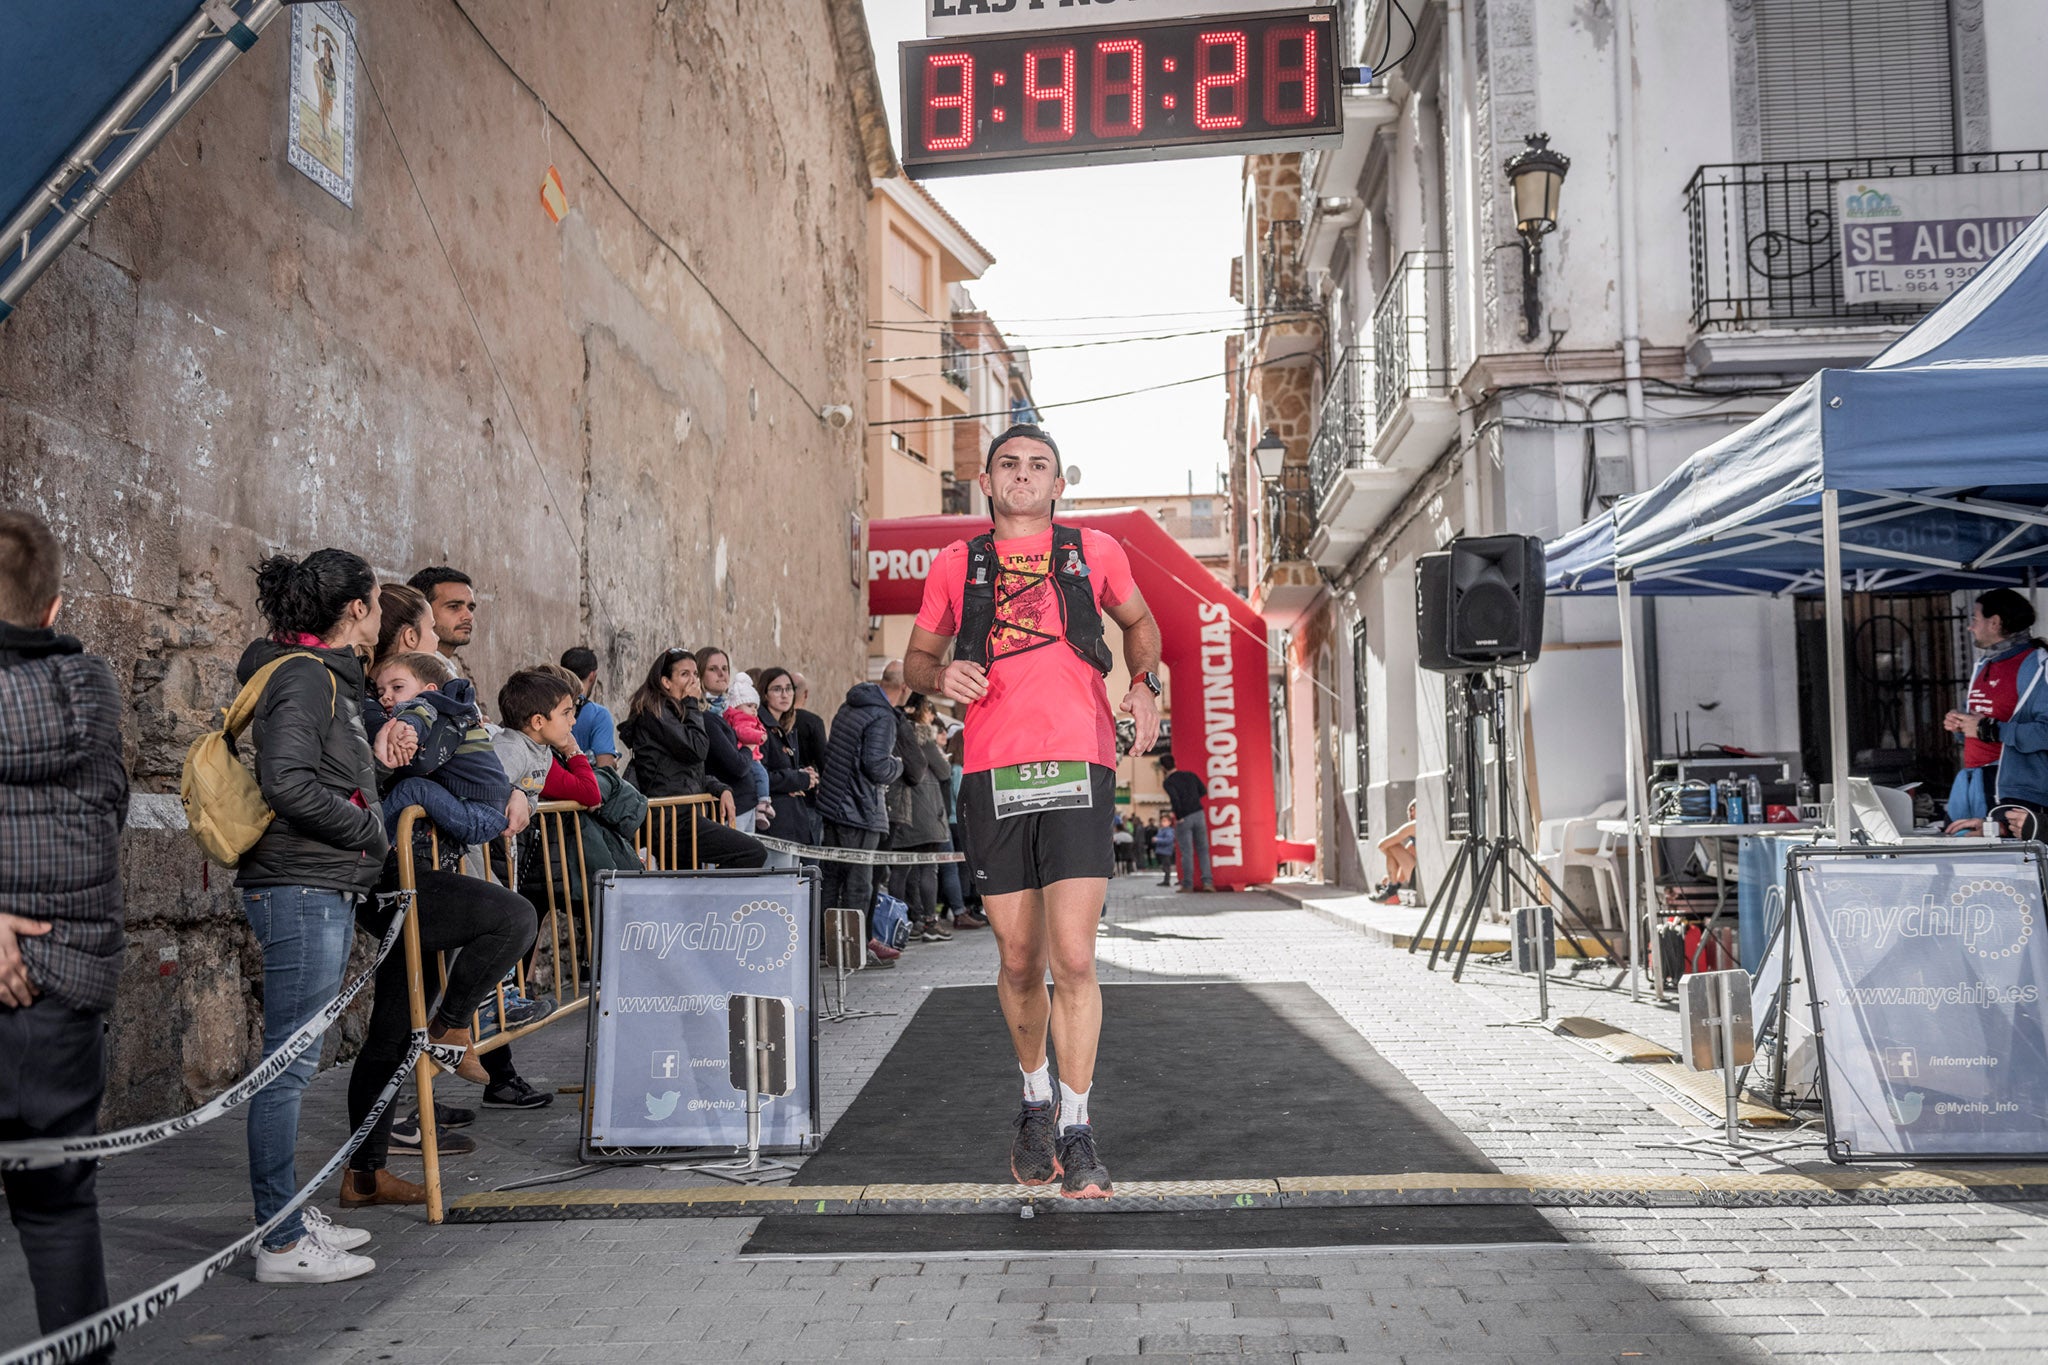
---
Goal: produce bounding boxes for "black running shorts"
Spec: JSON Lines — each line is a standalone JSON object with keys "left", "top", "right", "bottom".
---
{"left": 958, "top": 762, "right": 1116, "bottom": 896}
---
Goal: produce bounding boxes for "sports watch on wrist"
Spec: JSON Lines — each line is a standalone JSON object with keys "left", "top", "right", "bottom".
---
{"left": 1134, "top": 670, "right": 1164, "bottom": 697}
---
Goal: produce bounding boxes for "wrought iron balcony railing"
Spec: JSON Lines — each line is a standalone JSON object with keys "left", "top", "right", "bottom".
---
{"left": 1260, "top": 217, "right": 1316, "bottom": 315}
{"left": 1370, "top": 250, "right": 1451, "bottom": 424}
{"left": 1262, "top": 467, "right": 1315, "bottom": 568}
{"left": 1308, "top": 344, "right": 1376, "bottom": 509}
{"left": 1685, "top": 150, "right": 2048, "bottom": 331}
{"left": 939, "top": 329, "right": 969, "bottom": 390}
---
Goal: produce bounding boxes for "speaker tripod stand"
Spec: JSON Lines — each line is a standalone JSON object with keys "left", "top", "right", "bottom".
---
{"left": 1410, "top": 671, "right": 1619, "bottom": 982}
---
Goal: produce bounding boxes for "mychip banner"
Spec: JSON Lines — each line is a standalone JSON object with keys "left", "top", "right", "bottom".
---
{"left": 1792, "top": 845, "right": 2048, "bottom": 1161}
{"left": 585, "top": 869, "right": 820, "bottom": 1158}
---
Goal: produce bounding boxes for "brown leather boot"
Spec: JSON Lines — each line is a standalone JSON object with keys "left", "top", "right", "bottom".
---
{"left": 341, "top": 1167, "right": 426, "bottom": 1208}
{"left": 427, "top": 1023, "right": 490, "bottom": 1084}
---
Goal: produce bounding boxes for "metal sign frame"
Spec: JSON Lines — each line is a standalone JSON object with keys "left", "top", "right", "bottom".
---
{"left": 580, "top": 868, "right": 821, "bottom": 1164}
{"left": 1790, "top": 841, "right": 2048, "bottom": 1163}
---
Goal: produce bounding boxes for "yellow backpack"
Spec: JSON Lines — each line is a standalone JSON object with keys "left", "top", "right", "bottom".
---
{"left": 180, "top": 654, "right": 336, "bottom": 867}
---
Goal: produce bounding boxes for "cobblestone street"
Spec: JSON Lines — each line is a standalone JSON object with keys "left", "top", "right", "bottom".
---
{"left": 5, "top": 878, "right": 2047, "bottom": 1364}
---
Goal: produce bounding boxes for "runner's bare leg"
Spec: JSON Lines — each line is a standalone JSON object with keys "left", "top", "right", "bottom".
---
{"left": 987, "top": 889, "right": 1052, "bottom": 1071}
{"left": 1040, "top": 876, "right": 1107, "bottom": 1092}
{"left": 988, "top": 878, "right": 1108, "bottom": 1089}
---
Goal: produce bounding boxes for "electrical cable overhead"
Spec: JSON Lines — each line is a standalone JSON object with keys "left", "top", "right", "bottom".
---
{"left": 445, "top": 0, "right": 822, "bottom": 414}
{"left": 869, "top": 320, "right": 1293, "bottom": 365}
{"left": 866, "top": 310, "right": 1315, "bottom": 341}
{"left": 1377, "top": 0, "right": 1419, "bottom": 79}
{"left": 868, "top": 304, "right": 1272, "bottom": 327}
{"left": 338, "top": 8, "right": 622, "bottom": 638}
{"left": 870, "top": 356, "right": 1285, "bottom": 426}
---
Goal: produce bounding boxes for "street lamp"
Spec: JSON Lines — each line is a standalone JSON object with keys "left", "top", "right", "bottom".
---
{"left": 1253, "top": 427, "right": 1287, "bottom": 482}
{"left": 1503, "top": 133, "right": 1570, "bottom": 343}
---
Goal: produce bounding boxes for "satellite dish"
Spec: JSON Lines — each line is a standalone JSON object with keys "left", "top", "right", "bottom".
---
{"left": 1064, "top": 465, "right": 1082, "bottom": 485}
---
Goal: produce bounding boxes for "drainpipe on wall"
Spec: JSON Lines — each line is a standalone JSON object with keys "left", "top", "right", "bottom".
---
{"left": 1445, "top": 0, "right": 1482, "bottom": 535}
{"left": 1613, "top": 0, "right": 1649, "bottom": 493}
{"left": 1613, "top": 0, "right": 1656, "bottom": 756}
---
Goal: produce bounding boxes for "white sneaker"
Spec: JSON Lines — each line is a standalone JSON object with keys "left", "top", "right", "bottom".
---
{"left": 254, "top": 1224, "right": 376, "bottom": 1284}
{"left": 302, "top": 1206, "right": 372, "bottom": 1252}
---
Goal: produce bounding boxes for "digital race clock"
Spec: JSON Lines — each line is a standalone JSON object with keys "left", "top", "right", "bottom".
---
{"left": 900, "top": 8, "right": 1342, "bottom": 178}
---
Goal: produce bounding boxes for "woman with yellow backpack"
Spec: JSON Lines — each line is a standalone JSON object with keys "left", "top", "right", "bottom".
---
{"left": 215, "top": 549, "right": 408, "bottom": 1285}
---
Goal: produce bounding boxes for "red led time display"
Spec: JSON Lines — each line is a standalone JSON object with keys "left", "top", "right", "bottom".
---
{"left": 901, "top": 9, "right": 1341, "bottom": 177}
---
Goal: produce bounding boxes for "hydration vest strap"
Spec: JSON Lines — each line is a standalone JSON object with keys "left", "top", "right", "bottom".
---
{"left": 956, "top": 533, "right": 999, "bottom": 668}
{"left": 954, "top": 526, "right": 1113, "bottom": 676}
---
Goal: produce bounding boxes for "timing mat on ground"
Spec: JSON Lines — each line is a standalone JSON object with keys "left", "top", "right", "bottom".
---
{"left": 445, "top": 1164, "right": 2048, "bottom": 1223}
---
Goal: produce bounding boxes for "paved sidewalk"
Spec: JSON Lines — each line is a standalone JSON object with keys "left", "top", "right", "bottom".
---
{"left": 2, "top": 878, "right": 2045, "bottom": 1363}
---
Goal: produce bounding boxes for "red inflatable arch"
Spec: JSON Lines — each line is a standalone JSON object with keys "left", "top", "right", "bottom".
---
{"left": 867, "top": 512, "right": 1277, "bottom": 889}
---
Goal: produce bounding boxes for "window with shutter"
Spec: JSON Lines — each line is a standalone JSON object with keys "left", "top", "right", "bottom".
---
{"left": 1752, "top": 0, "right": 1955, "bottom": 161}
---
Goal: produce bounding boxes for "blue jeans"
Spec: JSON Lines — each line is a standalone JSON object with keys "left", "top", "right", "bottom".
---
{"left": 1175, "top": 810, "right": 1215, "bottom": 889}
{"left": 242, "top": 886, "right": 355, "bottom": 1250}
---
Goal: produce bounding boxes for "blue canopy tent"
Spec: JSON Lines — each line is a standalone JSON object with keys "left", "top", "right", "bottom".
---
{"left": 0, "top": 1, "right": 279, "bottom": 320}
{"left": 1542, "top": 205, "right": 2048, "bottom": 995}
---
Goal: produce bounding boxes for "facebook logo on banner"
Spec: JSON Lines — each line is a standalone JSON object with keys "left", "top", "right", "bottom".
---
{"left": 651, "top": 1051, "right": 681, "bottom": 1080}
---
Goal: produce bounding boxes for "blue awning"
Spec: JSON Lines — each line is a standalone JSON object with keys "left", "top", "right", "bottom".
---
{"left": 1, "top": 1, "right": 200, "bottom": 234}
{"left": 1, "top": 2, "right": 269, "bottom": 318}
{"left": 1546, "top": 207, "right": 2048, "bottom": 597}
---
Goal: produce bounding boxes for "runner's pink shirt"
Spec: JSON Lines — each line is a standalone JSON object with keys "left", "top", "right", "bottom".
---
{"left": 915, "top": 527, "right": 1136, "bottom": 774}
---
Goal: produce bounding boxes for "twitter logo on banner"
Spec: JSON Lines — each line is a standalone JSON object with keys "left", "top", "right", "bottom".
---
{"left": 645, "top": 1091, "right": 681, "bottom": 1121}
{"left": 1887, "top": 1091, "right": 1924, "bottom": 1125}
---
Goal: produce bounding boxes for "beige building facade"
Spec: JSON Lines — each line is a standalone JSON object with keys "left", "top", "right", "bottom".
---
{"left": 864, "top": 176, "right": 992, "bottom": 673}
{"left": 0, "top": 0, "right": 891, "bottom": 1121}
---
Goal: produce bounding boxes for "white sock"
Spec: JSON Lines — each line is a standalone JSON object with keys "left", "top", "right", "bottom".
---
{"left": 1021, "top": 1063, "right": 1053, "bottom": 1106}
{"left": 1058, "top": 1080, "right": 1091, "bottom": 1131}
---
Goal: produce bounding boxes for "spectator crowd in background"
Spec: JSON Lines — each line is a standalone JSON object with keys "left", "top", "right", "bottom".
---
{"left": 0, "top": 514, "right": 1206, "bottom": 1344}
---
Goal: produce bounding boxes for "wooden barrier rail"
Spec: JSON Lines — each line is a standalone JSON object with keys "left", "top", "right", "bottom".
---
{"left": 396, "top": 793, "right": 722, "bottom": 1221}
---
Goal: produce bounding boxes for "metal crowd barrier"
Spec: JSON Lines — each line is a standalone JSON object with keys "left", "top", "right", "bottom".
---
{"left": 395, "top": 792, "right": 721, "bottom": 1222}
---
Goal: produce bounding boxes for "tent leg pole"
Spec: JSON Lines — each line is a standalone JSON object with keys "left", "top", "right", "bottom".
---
{"left": 1618, "top": 579, "right": 1642, "bottom": 1002}
{"left": 1822, "top": 491, "right": 1853, "bottom": 842}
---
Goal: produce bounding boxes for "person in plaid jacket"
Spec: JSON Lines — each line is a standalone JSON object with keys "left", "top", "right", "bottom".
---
{"left": 0, "top": 509, "right": 128, "bottom": 1361}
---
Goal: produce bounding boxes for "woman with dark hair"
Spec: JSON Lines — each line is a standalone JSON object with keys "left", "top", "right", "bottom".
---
{"left": 234, "top": 548, "right": 408, "bottom": 1285}
{"left": 372, "top": 582, "right": 436, "bottom": 669}
{"left": 889, "top": 693, "right": 955, "bottom": 942}
{"left": 618, "top": 648, "right": 768, "bottom": 869}
{"left": 689, "top": 644, "right": 760, "bottom": 825}
{"left": 621, "top": 648, "right": 712, "bottom": 801}
{"left": 758, "top": 666, "right": 821, "bottom": 845}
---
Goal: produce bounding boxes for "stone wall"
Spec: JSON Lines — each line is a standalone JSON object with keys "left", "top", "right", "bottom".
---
{"left": 0, "top": 0, "right": 881, "bottom": 1123}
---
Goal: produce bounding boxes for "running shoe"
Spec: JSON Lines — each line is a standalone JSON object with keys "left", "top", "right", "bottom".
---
{"left": 1009, "top": 1100, "right": 1062, "bottom": 1186}
{"left": 482, "top": 1076, "right": 554, "bottom": 1109}
{"left": 390, "top": 1111, "right": 477, "bottom": 1154}
{"left": 1057, "top": 1125, "right": 1113, "bottom": 1199}
{"left": 867, "top": 938, "right": 901, "bottom": 962}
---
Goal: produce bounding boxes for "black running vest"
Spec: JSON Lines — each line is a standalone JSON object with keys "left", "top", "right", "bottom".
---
{"left": 955, "top": 525, "right": 1114, "bottom": 677}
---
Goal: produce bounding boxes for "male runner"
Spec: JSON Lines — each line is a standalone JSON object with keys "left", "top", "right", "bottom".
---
{"left": 905, "top": 424, "right": 1162, "bottom": 1199}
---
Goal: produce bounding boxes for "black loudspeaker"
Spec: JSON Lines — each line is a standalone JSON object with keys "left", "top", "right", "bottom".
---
{"left": 1448, "top": 534, "right": 1545, "bottom": 665}
{"left": 1416, "top": 551, "right": 1469, "bottom": 673}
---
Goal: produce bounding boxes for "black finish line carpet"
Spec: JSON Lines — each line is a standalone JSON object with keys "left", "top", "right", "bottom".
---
{"left": 743, "top": 981, "right": 1564, "bottom": 1254}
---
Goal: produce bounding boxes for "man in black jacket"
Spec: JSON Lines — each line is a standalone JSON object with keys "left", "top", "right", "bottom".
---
{"left": 789, "top": 672, "right": 829, "bottom": 785}
{"left": 0, "top": 511, "right": 129, "bottom": 1359}
{"left": 816, "top": 681, "right": 904, "bottom": 954}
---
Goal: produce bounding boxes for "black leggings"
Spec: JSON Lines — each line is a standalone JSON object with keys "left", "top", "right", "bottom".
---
{"left": 694, "top": 816, "right": 768, "bottom": 868}
{"left": 889, "top": 842, "right": 944, "bottom": 919}
{"left": 348, "top": 868, "right": 537, "bottom": 1171}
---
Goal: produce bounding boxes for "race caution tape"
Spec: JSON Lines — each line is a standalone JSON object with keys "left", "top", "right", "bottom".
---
{"left": 754, "top": 834, "right": 964, "bottom": 867}
{"left": 0, "top": 891, "right": 418, "bottom": 1172}
{"left": 0, "top": 1029, "right": 432, "bottom": 1365}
